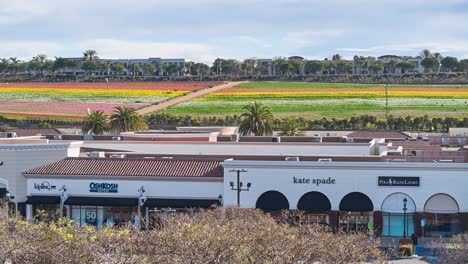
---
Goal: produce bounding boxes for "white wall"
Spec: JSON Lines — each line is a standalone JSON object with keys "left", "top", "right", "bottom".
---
{"left": 222, "top": 161, "right": 468, "bottom": 212}
{"left": 26, "top": 177, "right": 223, "bottom": 200}
{"left": 84, "top": 142, "right": 373, "bottom": 156}
{"left": 0, "top": 142, "right": 82, "bottom": 203}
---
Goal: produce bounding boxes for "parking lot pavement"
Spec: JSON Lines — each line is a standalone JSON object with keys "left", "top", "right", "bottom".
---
{"left": 388, "top": 256, "right": 438, "bottom": 264}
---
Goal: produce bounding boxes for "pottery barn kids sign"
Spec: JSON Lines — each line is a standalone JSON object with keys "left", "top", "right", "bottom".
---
{"left": 89, "top": 182, "right": 118, "bottom": 193}
{"left": 293, "top": 177, "right": 336, "bottom": 186}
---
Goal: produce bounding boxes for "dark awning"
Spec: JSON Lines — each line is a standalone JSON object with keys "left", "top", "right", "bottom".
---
{"left": 26, "top": 195, "right": 60, "bottom": 205}
{"left": 256, "top": 191, "right": 290, "bottom": 212}
{"left": 339, "top": 192, "right": 373, "bottom": 212}
{"left": 144, "top": 198, "right": 220, "bottom": 208}
{"left": 64, "top": 196, "right": 138, "bottom": 206}
{"left": 297, "top": 191, "right": 331, "bottom": 213}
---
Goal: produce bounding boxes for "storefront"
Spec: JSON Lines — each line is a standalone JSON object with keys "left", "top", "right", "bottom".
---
{"left": 221, "top": 160, "right": 468, "bottom": 237}
{"left": 23, "top": 158, "right": 224, "bottom": 225}
{"left": 23, "top": 157, "right": 468, "bottom": 237}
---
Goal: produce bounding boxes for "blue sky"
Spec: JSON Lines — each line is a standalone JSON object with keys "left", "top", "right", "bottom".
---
{"left": 1, "top": 0, "right": 467, "bottom": 64}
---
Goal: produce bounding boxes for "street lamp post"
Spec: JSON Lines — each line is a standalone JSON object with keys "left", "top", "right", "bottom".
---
{"left": 403, "top": 197, "right": 408, "bottom": 238}
{"left": 59, "top": 185, "right": 67, "bottom": 218}
{"left": 229, "top": 169, "right": 251, "bottom": 207}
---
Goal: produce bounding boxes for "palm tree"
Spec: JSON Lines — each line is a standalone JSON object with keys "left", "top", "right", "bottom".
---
{"left": 278, "top": 118, "right": 305, "bottom": 136}
{"left": 239, "top": 102, "right": 273, "bottom": 136}
{"left": 82, "top": 110, "right": 111, "bottom": 135}
{"left": 110, "top": 106, "right": 148, "bottom": 133}
{"left": 83, "top": 50, "right": 99, "bottom": 61}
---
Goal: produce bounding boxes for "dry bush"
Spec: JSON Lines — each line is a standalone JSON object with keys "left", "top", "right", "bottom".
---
{"left": 430, "top": 233, "right": 468, "bottom": 264}
{"left": 0, "top": 205, "right": 388, "bottom": 264}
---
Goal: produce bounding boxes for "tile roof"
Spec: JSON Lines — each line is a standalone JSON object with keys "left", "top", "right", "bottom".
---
{"left": 347, "top": 130, "right": 411, "bottom": 139}
{"left": 1, "top": 128, "right": 63, "bottom": 138}
{"left": 24, "top": 158, "right": 223, "bottom": 178}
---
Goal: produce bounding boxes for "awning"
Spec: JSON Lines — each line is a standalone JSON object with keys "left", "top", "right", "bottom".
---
{"left": 381, "top": 192, "right": 416, "bottom": 213}
{"left": 26, "top": 195, "right": 60, "bottom": 205}
{"left": 256, "top": 191, "right": 290, "bottom": 212}
{"left": 144, "top": 198, "right": 220, "bottom": 208}
{"left": 64, "top": 196, "right": 138, "bottom": 206}
{"left": 424, "top": 194, "right": 459, "bottom": 214}
{"left": 297, "top": 191, "right": 331, "bottom": 213}
{"left": 339, "top": 192, "right": 373, "bottom": 212}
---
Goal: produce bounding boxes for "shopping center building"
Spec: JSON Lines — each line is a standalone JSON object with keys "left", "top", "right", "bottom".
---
{"left": 22, "top": 155, "right": 468, "bottom": 239}
{"left": 1, "top": 130, "right": 467, "bottom": 241}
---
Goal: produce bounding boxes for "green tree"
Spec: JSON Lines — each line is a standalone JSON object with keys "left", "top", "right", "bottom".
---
{"left": 142, "top": 63, "right": 156, "bottom": 75}
{"left": 83, "top": 50, "right": 99, "bottom": 61}
{"left": 440, "top": 56, "right": 459, "bottom": 72}
{"left": 8, "top": 57, "right": 21, "bottom": 74}
{"left": 459, "top": 59, "right": 468, "bottom": 72}
{"left": 395, "top": 61, "right": 416, "bottom": 73}
{"left": 128, "top": 63, "right": 141, "bottom": 76}
{"left": 0, "top": 58, "right": 9, "bottom": 74}
{"left": 239, "top": 101, "right": 273, "bottom": 136}
{"left": 421, "top": 57, "right": 439, "bottom": 73}
{"left": 279, "top": 118, "right": 305, "bottom": 136}
{"left": 110, "top": 106, "right": 148, "bottom": 133}
{"left": 81, "top": 61, "right": 99, "bottom": 74}
{"left": 185, "top": 61, "right": 194, "bottom": 75}
{"left": 368, "top": 61, "right": 384, "bottom": 74}
{"left": 110, "top": 63, "right": 125, "bottom": 73}
{"left": 82, "top": 110, "right": 111, "bottom": 135}
{"left": 192, "top": 63, "right": 210, "bottom": 76}
{"left": 336, "top": 60, "right": 353, "bottom": 74}
{"left": 99, "top": 62, "right": 110, "bottom": 74}
{"left": 304, "top": 60, "right": 323, "bottom": 74}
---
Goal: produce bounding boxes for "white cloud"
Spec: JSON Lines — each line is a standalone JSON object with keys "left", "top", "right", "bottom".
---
{"left": 283, "top": 30, "right": 344, "bottom": 46}
{"left": 77, "top": 39, "right": 220, "bottom": 64}
{"left": 337, "top": 42, "right": 468, "bottom": 55}
{"left": 0, "top": 41, "right": 65, "bottom": 60}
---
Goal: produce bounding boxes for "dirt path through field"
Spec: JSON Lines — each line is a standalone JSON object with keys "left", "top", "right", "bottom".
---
{"left": 137, "top": 81, "right": 248, "bottom": 115}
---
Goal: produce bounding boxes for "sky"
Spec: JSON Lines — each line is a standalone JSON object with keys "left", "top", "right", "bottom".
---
{"left": 1, "top": 0, "right": 468, "bottom": 64}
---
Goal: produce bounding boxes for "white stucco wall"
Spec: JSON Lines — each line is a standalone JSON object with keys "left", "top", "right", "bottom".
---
{"left": 0, "top": 141, "right": 82, "bottom": 203}
{"left": 26, "top": 177, "right": 223, "bottom": 200}
{"left": 84, "top": 142, "right": 373, "bottom": 156}
{"left": 221, "top": 161, "right": 468, "bottom": 212}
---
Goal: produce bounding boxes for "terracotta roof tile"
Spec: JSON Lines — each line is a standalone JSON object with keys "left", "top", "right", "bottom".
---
{"left": 24, "top": 158, "right": 223, "bottom": 178}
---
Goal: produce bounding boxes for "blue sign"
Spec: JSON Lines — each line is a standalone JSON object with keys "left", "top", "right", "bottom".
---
{"left": 421, "top": 219, "right": 426, "bottom": 227}
{"left": 89, "top": 182, "right": 118, "bottom": 193}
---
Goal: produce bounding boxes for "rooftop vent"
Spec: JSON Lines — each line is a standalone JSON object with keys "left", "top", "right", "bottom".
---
{"left": 317, "top": 158, "right": 332, "bottom": 162}
{"left": 285, "top": 157, "right": 300, "bottom": 161}
{"left": 112, "top": 136, "right": 121, "bottom": 141}
{"left": 109, "top": 154, "right": 126, "bottom": 159}
{"left": 89, "top": 152, "right": 105, "bottom": 158}
{"left": 160, "top": 156, "right": 173, "bottom": 159}
{"left": 438, "top": 159, "right": 453, "bottom": 163}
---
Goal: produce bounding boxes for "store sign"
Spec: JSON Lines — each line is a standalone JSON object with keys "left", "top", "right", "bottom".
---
{"left": 293, "top": 177, "right": 336, "bottom": 186}
{"left": 378, "top": 177, "right": 420, "bottom": 187}
{"left": 89, "top": 182, "right": 118, "bottom": 193}
{"left": 34, "top": 181, "right": 57, "bottom": 191}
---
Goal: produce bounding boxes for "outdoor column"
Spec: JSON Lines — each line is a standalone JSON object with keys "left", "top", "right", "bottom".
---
{"left": 65, "top": 205, "right": 71, "bottom": 219}
{"left": 26, "top": 204, "right": 33, "bottom": 222}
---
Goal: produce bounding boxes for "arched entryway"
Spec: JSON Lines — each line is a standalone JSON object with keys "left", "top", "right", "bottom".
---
{"left": 423, "top": 193, "right": 461, "bottom": 237}
{"left": 339, "top": 192, "right": 374, "bottom": 233}
{"left": 381, "top": 192, "right": 416, "bottom": 237}
{"left": 255, "top": 191, "right": 289, "bottom": 212}
{"left": 297, "top": 191, "right": 331, "bottom": 224}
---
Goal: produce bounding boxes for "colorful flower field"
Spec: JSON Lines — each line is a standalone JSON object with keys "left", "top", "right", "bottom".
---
{"left": 162, "top": 81, "right": 468, "bottom": 118}
{"left": 0, "top": 81, "right": 220, "bottom": 120}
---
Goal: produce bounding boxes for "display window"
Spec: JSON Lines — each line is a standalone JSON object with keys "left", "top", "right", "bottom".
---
{"left": 339, "top": 212, "right": 373, "bottom": 233}
{"left": 382, "top": 213, "right": 414, "bottom": 237}
{"left": 71, "top": 206, "right": 138, "bottom": 227}
{"left": 423, "top": 213, "right": 462, "bottom": 237}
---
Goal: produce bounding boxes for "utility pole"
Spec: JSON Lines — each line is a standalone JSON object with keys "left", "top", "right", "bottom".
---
{"left": 229, "top": 169, "right": 251, "bottom": 207}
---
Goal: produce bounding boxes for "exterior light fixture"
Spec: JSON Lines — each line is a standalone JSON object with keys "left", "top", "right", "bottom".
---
{"left": 229, "top": 169, "right": 250, "bottom": 207}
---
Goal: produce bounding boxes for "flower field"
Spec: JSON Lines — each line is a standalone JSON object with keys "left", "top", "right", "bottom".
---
{"left": 162, "top": 81, "right": 468, "bottom": 118}
{"left": 0, "top": 81, "right": 220, "bottom": 120}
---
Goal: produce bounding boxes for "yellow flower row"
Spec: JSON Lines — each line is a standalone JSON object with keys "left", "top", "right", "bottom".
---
{"left": 0, "top": 88, "right": 188, "bottom": 97}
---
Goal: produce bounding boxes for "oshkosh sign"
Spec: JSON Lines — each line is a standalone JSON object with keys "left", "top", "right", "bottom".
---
{"left": 89, "top": 182, "right": 118, "bottom": 193}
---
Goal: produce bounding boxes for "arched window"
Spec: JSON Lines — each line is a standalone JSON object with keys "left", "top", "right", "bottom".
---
{"left": 381, "top": 192, "right": 416, "bottom": 237}
{"left": 255, "top": 191, "right": 289, "bottom": 212}
{"left": 423, "top": 193, "right": 461, "bottom": 237}
{"left": 297, "top": 191, "right": 331, "bottom": 213}
{"left": 339, "top": 192, "right": 373, "bottom": 212}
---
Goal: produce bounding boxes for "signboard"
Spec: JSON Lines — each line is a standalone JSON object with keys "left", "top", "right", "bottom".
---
{"left": 378, "top": 177, "right": 420, "bottom": 187}
{"left": 89, "top": 182, "right": 118, "bottom": 193}
{"left": 85, "top": 209, "right": 97, "bottom": 226}
{"left": 293, "top": 177, "right": 336, "bottom": 186}
{"left": 421, "top": 219, "right": 425, "bottom": 227}
{"left": 34, "top": 181, "right": 57, "bottom": 191}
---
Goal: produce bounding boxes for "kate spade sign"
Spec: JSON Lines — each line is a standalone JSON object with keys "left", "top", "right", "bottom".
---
{"left": 293, "top": 177, "right": 336, "bottom": 186}
{"left": 89, "top": 182, "right": 118, "bottom": 193}
{"left": 378, "top": 177, "right": 420, "bottom": 187}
